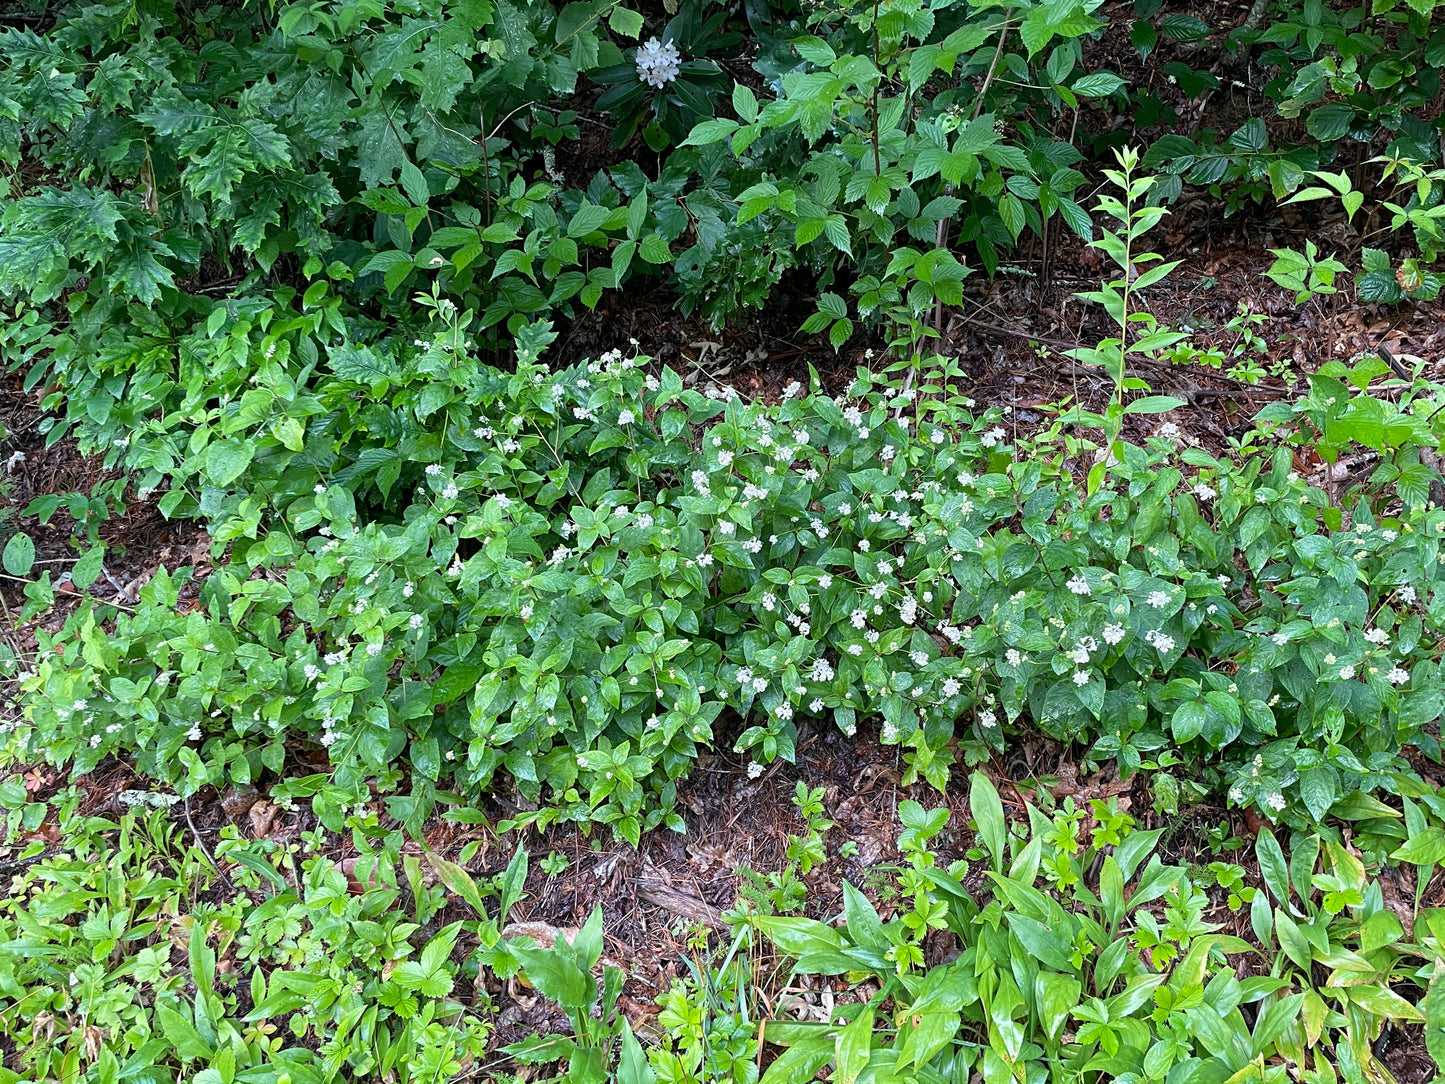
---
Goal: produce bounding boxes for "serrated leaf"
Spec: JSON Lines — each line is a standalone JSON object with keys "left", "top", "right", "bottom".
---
{"left": 732, "top": 82, "right": 758, "bottom": 123}
{"left": 608, "top": 5, "right": 644, "bottom": 37}
{"left": 1072, "top": 71, "right": 1125, "bottom": 98}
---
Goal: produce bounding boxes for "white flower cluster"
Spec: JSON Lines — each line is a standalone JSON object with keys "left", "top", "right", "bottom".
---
{"left": 1144, "top": 628, "right": 1175, "bottom": 653}
{"left": 635, "top": 37, "right": 681, "bottom": 87}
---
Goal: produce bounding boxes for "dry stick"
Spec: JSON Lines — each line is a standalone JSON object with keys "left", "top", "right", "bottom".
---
{"left": 0, "top": 588, "right": 29, "bottom": 668}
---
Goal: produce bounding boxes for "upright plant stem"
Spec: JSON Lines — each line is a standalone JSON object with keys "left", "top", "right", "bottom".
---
{"left": 870, "top": 0, "right": 883, "bottom": 180}
{"left": 935, "top": 11, "right": 1013, "bottom": 340}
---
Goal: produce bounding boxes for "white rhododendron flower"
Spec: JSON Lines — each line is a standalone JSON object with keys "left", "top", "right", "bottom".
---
{"left": 635, "top": 38, "right": 681, "bottom": 87}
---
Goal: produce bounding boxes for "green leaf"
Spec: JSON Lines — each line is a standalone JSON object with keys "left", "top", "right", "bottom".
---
{"left": 1018, "top": 9, "right": 1056, "bottom": 57}
{"left": 1426, "top": 961, "right": 1445, "bottom": 1071}
{"left": 1036, "top": 973, "right": 1081, "bottom": 1041}
{"left": 1228, "top": 117, "right": 1267, "bottom": 152}
{"left": 205, "top": 439, "right": 255, "bottom": 487}
{"left": 969, "top": 771, "right": 1007, "bottom": 868}
{"left": 511, "top": 918, "right": 597, "bottom": 1012}
{"left": 1125, "top": 395, "right": 1187, "bottom": 415}
{"left": 1159, "top": 14, "right": 1210, "bottom": 40}
{"left": 841, "top": 881, "right": 885, "bottom": 949}
{"left": 835, "top": 1006, "right": 873, "bottom": 1084}
{"left": 683, "top": 118, "right": 740, "bottom": 146}
{"left": 330, "top": 343, "right": 400, "bottom": 386}
{"left": 1255, "top": 828, "right": 1290, "bottom": 905}
{"left": 1171, "top": 701, "right": 1206, "bottom": 742}
{"left": 1072, "top": 72, "right": 1125, "bottom": 98}
{"left": 617, "top": 1024, "right": 657, "bottom": 1084}
{"left": 1274, "top": 909, "right": 1311, "bottom": 971}
{"left": 755, "top": 916, "right": 843, "bottom": 960}
{"left": 1306, "top": 103, "right": 1353, "bottom": 142}
{"left": 732, "top": 83, "right": 758, "bottom": 123}
{"left": 608, "top": 5, "right": 644, "bottom": 38}
{"left": 71, "top": 545, "right": 105, "bottom": 591}
{"left": 1131, "top": 19, "right": 1157, "bottom": 57}
{"left": 568, "top": 201, "right": 612, "bottom": 238}
{"left": 1391, "top": 826, "right": 1445, "bottom": 867}
{"left": 400, "top": 160, "right": 429, "bottom": 207}
{"left": 2, "top": 532, "right": 34, "bottom": 577}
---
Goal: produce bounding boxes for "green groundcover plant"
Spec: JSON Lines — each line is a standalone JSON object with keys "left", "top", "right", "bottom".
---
{"left": 8, "top": 308, "right": 1445, "bottom": 843}
{"left": 749, "top": 779, "right": 1445, "bottom": 1084}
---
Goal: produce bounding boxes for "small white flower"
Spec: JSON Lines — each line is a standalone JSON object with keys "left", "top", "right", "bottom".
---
{"left": 1400, "top": 586, "right": 1417, "bottom": 604}
{"left": 425, "top": 463, "right": 442, "bottom": 476}
{"left": 858, "top": 539, "right": 870, "bottom": 552}
{"left": 1266, "top": 793, "right": 1287, "bottom": 812}
{"left": 1072, "top": 671, "right": 1090, "bottom": 686}
{"left": 747, "top": 760, "right": 764, "bottom": 779}
{"left": 1381, "top": 529, "right": 1398, "bottom": 542}
{"left": 442, "top": 483, "right": 459, "bottom": 500}
{"left": 1388, "top": 667, "right": 1409, "bottom": 685}
{"left": 618, "top": 409, "right": 635, "bottom": 426}
{"left": 409, "top": 613, "right": 425, "bottom": 630}
{"left": 1364, "top": 628, "right": 1390, "bottom": 645}
{"left": 1006, "top": 648, "right": 1023, "bottom": 667}
{"left": 1143, "top": 628, "right": 1174, "bottom": 652}
{"left": 1323, "top": 653, "right": 1337, "bottom": 665}
{"left": 1192, "top": 481, "right": 1216, "bottom": 500}
{"left": 1339, "top": 664, "right": 1356, "bottom": 680}
{"left": 978, "top": 709, "right": 997, "bottom": 729}
{"left": 910, "top": 650, "right": 929, "bottom": 668}
{"left": 980, "top": 426, "right": 1007, "bottom": 448}
{"left": 1103, "top": 624, "right": 1125, "bottom": 645}
{"left": 1147, "top": 590, "right": 1171, "bottom": 608}
{"left": 1071, "top": 645, "right": 1090, "bottom": 665}
{"left": 1066, "top": 575, "right": 1090, "bottom": 595}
